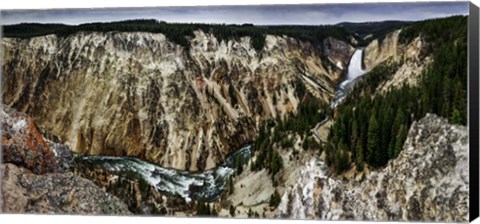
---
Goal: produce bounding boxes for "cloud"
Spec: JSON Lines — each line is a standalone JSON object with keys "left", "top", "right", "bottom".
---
{"left": 1, "top": 2, "right": 469, "bottom": 25}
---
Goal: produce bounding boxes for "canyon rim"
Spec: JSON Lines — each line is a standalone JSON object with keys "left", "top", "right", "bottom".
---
{"left": 0, "top": 2, "right": 472, "bottom": 222}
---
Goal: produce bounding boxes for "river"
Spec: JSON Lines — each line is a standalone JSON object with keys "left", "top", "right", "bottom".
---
{"left": 75, "top": 50, "right": 366, "bottom": 205}
{"left": 277, "top": 49, "right": 367, "bottom": 218}
{"left": 75, "top": 145, "right": 252, "bottom": 203}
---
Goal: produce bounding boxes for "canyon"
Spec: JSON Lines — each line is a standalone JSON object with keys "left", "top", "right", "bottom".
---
{"left": 2, "top": 30, "right": 353, "bottom": 171}
{"left": 1, "top": 17, "right": 469, "bottom": 222}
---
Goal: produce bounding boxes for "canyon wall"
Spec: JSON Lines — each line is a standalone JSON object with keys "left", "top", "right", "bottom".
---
{"left": 2, "top": 31, "right": 354, "bottom": 170}
{"left": 363, "top": 29, "right": 432, "bottom": 92}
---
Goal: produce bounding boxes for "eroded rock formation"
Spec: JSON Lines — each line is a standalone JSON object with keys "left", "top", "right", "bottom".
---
{"left": 2, "top": 31, "right": 353, "bottom": 170}
{"left": 363, "top": 29, "right": 432, "bottom": 92}
{"left": 1, "top": 104, "right": 57, "bottom": 174}
{"left": 1, "top": 163, "right": 132, "bottom": 215}
{"left": 276, "top": 114, "right": 469, "bottom": 222}
{"left": 1, "top": 105, "right": 131, "bottom": 215}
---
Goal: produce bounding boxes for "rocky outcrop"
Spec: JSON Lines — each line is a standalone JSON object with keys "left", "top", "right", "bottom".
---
{"left": 1, "top": 105, "right": 132, "bottom": 215}
{"left": 277, "top": 114, "right": 469, "bottom": 222}
{"left": 322, "top": 37, "right": 355, "bottom": 70}
{"left": 374, "top": 35, "right": 432, "bottom": 93}
{"left": 1, "top": 104, "right": 57, "bottom": 174}
{"left": 362, "top": 29, "right": 432, "bottom": 93}
{"left": 2, "top": 31, "right": 352, "bottom": 171}
{"left": 363, "top": 30, "right": 402, "bottom": 70}
{"left": 1, "top": 163, "right": 132, "bottom": 215}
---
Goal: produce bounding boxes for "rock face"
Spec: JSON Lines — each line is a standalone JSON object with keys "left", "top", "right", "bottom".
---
{"left": 2, "top": 31, "right": 352, "bottom": 170}
{"left": 1, "top": 104, "right": 57, "bottom": 174}
{"left": 1, "top": 163, "right": 132, "bottom": 215}
{"left": 322, "top": 37, "right": 355, "bottom": 70}
{"left": 1, "top": 105, "right": 132, "bottom": 215}
{"left": 363, "top": 30, "right": 402, "bottom": 70}
{"left": 362, "top": 29, "right": 432, "bottom": 92}
{"left": 277, "top": 114, "right": 469, "bottom": 222}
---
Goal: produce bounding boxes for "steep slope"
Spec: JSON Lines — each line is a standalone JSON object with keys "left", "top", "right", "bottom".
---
{"left": 362, "top": 28, "right": 431, "bottom": 92}
{"left": 1, "top": 104, "right": 57, "bottom": 174}
{"left": 1, "top": 163, "right": 132, "bottom": 215}
{"left": 1, "top": 104, "right": 131, "bottom": 215}
{"left": 2, "top": 30, "right": 353, "bottom": 171}
{"left": 276, "top": 114, "right": 469, "bottom": 222}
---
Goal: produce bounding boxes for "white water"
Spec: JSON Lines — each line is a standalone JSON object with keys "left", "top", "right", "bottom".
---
{"left": 330, "top": 49, "right": 366, "bottom": 108}
{"left": 278, "top": 49, "right": 367, "bottom": 218}
{"left": 347, "top": 49, "right": 366, "bottom": 80}
{"left": 77, "top": 145, "right": 252, "bottom": 202}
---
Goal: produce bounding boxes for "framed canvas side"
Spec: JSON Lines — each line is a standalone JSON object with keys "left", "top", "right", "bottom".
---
{"left": 469, "top": 2, "right": 480, "bottom": 222}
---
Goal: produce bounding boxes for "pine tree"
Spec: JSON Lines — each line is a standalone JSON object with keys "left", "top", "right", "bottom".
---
{"left": 452, "top": 81, "right": 467, "bottom": 125}
{"left": 388, "top": 140, "right": 395, "bottom": 160}
{"left": 334, "top": 143, "right": 350, "bottom": 174}
{"left": 394, "top": 125, "right": 408, "bottom": 157}
{"left": 351, "top": 120, "right": 359, "bottom": 153}
{"left": 229, "top": 205, "right": 236, "bottom": 217}
{"left": 355, "top": 140, "right": 364, "bottom": 171}
{"left": 211, "top": 206, "right": 217, "bottom": 216}
{"left": 269, "top": 190, "right": 282, "bottom": 207}
{"left": 381, "top": 106, "right": 394, "bottom": 159}
{"left": 325, "top": 142, "right": 334, "bottom": 166}
{"left": 228, "top": 176, "right": 234, "bottom": 195}
{"left": 450, "top": 108, "right": 462, "bottom": 124}
{"left": 367, "top": 115, "right": 380, "bottom": 166}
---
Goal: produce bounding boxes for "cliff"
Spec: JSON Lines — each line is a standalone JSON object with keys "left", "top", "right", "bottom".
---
{"left": 1, "top": 104, "right": 57, "bottom": 174}
{"left": 276, "top": 114, "right": 469, "bottom": 222}
{"left": 362, "top": 29, "right": 432, "bottom": 93}
{"left": 2, "top": 31, "right": 353, "bottom": 170}
{"left": 1, "top": 104, "right": 131, "bottom": 215}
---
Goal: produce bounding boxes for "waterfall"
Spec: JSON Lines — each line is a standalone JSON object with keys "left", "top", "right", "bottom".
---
{"left": 347, "top": 49, "right": 366, "bottom": 80}
{"left": 330, "top": 49, "right": 366, "bottom": 108}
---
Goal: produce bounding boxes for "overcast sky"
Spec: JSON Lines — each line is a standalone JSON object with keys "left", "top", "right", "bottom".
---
{"left": 1, "top": 2, "right": 469, "bottom": 26}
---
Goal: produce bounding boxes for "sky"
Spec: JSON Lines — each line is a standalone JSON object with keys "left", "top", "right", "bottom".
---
{"left": 1, "top": 1, "right": 469, "bottom": 26}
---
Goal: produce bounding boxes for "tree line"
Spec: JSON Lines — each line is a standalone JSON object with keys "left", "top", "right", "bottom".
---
{"left": 325, "top": 15, "right": 467, "bottom": 174}
{"left": 251, "top": 80, "right": 328, "bottom": 182}
{"left": 4, "top": 19, "right": 352, "bottom": 52}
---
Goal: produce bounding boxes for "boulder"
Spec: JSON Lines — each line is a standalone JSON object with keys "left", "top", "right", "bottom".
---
{"left": 1, "top": 104, "right": 57, "bottom": 174}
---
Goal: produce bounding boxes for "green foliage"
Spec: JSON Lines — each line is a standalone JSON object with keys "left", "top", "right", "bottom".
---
{"left": 229, "top": 205, "right": 236, "bottom": 217}
{"left": 399, "top": 16, "right": 467, "bottom": 46}
{"left": 334, "top": 143, "right": 350, "bottom": 174}
{"left": 367, "top": 115, "right": 380, "bottom": 166}
{"left": 394, "top": 125, "right": 408, "bottom": 157}
{"left": 251, "top": 93, "right": 328, "bottom": 180}
{"left": 269, "top": 190, "right": 282, "bottom": 207}
{"left": 302, "top": 136, "right": 320, "bottom": 151}
{"left": 338, "top": 20, "right": 411, "bottom": 46}
{"left": 196, "top": 202, "right": 217, "bottom": 216}
{"left": 233, "top": 155, "right": 245, "bottom": 175}
{"left": 4, "top": 19, "right": 353, "bottom": 52}
{"left": 450, "top": 108, "right": 463, "bottom": 124}
{"left": 355, "top": 140, "right": 364, "bottom": 171}
{"left": 324, "top": 16, "right": 467, "bottom": 173}
{"left": 228, "top": 176, "right": 234, "bottom": 195}
{"left": 269, "top": 150, "right": 284, "bottom": 178}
